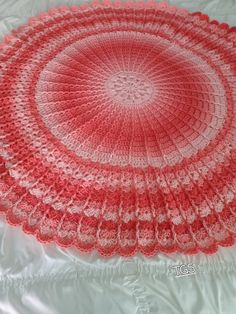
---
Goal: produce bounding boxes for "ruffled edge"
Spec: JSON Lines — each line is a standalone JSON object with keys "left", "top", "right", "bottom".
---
{"left": 1, "top": 0, "right": 236, "bottom": 53}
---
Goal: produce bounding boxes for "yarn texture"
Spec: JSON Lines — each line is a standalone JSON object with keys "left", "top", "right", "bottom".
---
{"left": 0, "top": 0, "right": 236, "bottom": 257}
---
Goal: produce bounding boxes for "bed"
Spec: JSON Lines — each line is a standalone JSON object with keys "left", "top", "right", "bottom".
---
{"left": 1, "top": 0, "right": 236, "bottom": 313}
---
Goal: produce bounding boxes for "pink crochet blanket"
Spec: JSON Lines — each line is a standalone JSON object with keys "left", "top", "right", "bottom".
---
{"left": 0, "top": 0, "right": 236, "bottom": 257}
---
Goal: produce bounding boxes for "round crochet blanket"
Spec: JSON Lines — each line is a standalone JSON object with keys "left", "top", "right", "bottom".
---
{"left": 0, "top": 1, "right": 236, "bottom": 257}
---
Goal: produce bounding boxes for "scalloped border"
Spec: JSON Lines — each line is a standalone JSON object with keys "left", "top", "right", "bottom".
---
{"left": 1, "top": 0, "right": 236, "bottom": 50}
{"left": 1, "top": 207, "right": 235, "bottom": 258}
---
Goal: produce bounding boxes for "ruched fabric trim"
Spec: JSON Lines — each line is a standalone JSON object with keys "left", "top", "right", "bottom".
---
{"left": 1, "top": 258, "right": 236, "bottom": 288}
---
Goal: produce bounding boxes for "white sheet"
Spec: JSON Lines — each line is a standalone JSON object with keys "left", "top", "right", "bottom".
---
{"left": 1, "top": 1, "right": 236, "bottom": 313}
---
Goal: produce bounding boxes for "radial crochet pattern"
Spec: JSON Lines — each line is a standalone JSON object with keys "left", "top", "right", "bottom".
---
{"left": 0, "top": 0, "right": 236, "bottom": 257}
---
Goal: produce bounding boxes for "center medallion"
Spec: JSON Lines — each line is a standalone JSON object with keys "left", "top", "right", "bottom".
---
{"left": 105, "top": 71, "right": 154, "bottom": 106}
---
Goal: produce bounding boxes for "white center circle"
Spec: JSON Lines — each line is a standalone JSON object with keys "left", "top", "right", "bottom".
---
{"left": 105, "top": 71, "right": 154, "bottom": 106}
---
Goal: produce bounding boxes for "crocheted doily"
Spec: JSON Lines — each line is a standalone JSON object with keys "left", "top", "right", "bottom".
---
{"left": 0, "top": 1, "right": 236, "bottom": 257}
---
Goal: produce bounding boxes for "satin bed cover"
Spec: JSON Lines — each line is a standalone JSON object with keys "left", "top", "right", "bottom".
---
{"left": 1, "top": 0, "right": 236, "bottom": 313}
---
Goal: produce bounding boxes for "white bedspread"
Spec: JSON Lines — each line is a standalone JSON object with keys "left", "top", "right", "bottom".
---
{"left": 1, "top": 1, "right": 236, "bottom": 313}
